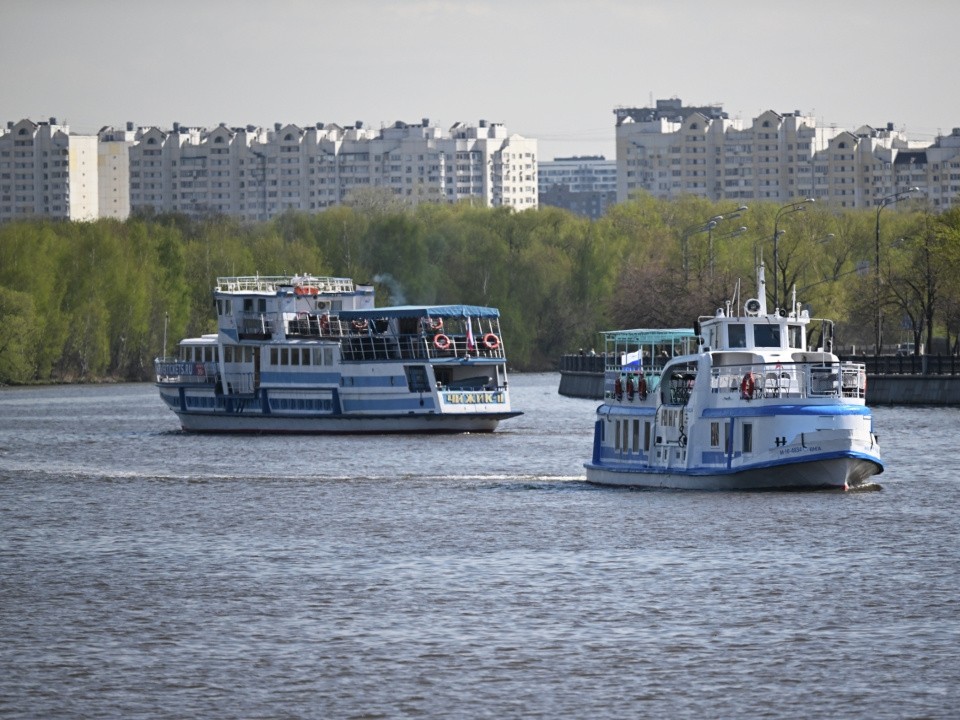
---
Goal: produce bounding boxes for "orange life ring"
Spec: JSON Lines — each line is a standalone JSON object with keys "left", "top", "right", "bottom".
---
{"left": 740, "top": 372, "right": 755, "bottom": 400}
{"left": 482, "top": 333, "right": 500, "bottom": 350}
{"left": 626, "top": 376, "right": 635, "bottom": 400}
{"left": 638, "top": 377, "right": 648, "bottom": 400}
{"left": 320, "top": 314, "right": 330, "bottom": 331}
{"left": 433, "top": 334, "right": 452, "bottom": 351}
{"left": 351, "top": 319, "right": 369, "bottom": 332}
{"left": 614, "top": 376, "right": 623, "bottom": 400}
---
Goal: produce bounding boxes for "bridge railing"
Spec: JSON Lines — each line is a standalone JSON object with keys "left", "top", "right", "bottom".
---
{"left": 845, "top": 354, "right": 960, "bottom": 376}
{"left": 560, "top": 353, "right": 960, "bottom": 376}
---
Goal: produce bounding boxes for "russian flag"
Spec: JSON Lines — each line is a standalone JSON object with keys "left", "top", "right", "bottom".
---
{"left": 466, "top": 317, "right": 476, "bottom": 350}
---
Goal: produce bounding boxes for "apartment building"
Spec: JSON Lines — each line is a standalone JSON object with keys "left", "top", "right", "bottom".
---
{"left": 126, "top": 118, "right": 538, "bottom": 221}
{"left": 538, "top": 155, "right": 617, "bottom": 219}
{"left": 97, "top": 122, "right": 137, "bottom": 219}
{"left": 616, "top": 98, "right": 960, "bottom": 209}
{"left": 0, "top": 118, "right": 98, "bottom": 222}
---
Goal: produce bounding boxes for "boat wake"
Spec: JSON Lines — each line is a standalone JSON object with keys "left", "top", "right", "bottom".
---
{"left": 847, "top": 481, "right": 883, "bottom": 492}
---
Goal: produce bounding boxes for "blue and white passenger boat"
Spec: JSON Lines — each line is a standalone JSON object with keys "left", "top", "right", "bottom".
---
{"left": 155, "top": 274, "right": 520, "bottom": 433}
{"left": 584, "top": 264, "right": 883, "bottom": 490}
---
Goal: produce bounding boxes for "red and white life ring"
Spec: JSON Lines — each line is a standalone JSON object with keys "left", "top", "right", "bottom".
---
{"left": 482, "top": 333, "right": 500, "bottom": 350}
{"left": 740, "top": 372, "right": 756, "bottom": 400}
{"left": 433, "top": 334, "right": 452, "bottom": 351}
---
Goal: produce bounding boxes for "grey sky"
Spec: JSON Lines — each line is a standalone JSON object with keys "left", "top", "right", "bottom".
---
{"left": 3, "top": 0, "right": 958, "bottom": 160}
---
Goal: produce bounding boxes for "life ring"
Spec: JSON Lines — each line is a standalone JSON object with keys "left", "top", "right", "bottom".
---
{"left": 638, "top": 377, "right": 648, "bottom": 400}
{"left": 320, "top": 314, "right": 330, "bottom": 332}
{"left": 482, "top": 333, "right": 500, "bottom": 350}
{"left": 626, "top": 375, "right": 635, "bottom": 401}
{"left": 351, "top": 319, "right": 369, "bottom": 332}
{"left": 614, "top": 376, "right": 623, "bottom": 401}
{"left": 433, "top": 334, "right": 452, "bottom": 351}
{"left": 740, "top": 372, "right": 755, "bottom": 400}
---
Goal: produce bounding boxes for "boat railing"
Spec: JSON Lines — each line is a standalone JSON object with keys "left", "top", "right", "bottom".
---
{"left": 340, "top": 332, "right": 505, "bottom": 362}
{"left": 221, "top": 371, "right": 255, "bottom": 395}
{"left": 602, "top": 360, "right": 866, "bottom": 403}
{"left": 238, "top": 312, "right": 276, "bottom": 338}
{"left": 285, "top": 314, "right": 505, "bottom": 362}
{"left": 709, "top": 360, "right": 865, "bottom": 401}
{"left": 217, "top": 275, "right": 354, "bottom": 294}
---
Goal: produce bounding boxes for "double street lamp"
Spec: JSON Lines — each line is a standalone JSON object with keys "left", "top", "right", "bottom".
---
{"left": 772, "top": 198, "right": 814, "bottom": 312}
{"left": 874, "top": 187, "right": 921, "bottom": 354}
{"left": 682, "top": 205, "right": 748, "bottom": 284}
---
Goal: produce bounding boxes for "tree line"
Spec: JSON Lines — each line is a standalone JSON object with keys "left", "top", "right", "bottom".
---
{"left": 2, "top": 192, "right": 959, "bottom": 384}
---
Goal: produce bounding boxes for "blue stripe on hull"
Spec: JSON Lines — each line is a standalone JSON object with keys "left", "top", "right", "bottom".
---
{"left": 584, "top": 453, "right": 882, "bottom": 490}
{"left": 587, "top": 448, "right": 883, "bottom": 478}
{"left": 701, "top": 404, "right": 872, "bottom": 418}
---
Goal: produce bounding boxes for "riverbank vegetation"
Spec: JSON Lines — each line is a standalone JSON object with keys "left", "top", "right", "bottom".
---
{"left": 2, "top": 193, "right": 959, "bottom": 383}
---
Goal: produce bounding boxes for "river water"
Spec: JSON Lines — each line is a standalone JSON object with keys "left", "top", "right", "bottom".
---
{"left": 1, "top": 374, "right": 958, "bottom": 719}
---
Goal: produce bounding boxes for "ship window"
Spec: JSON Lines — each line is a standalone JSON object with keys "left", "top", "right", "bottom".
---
{"left": 614, "top": 420, "right": 621, "bottom": 450}
{"left": 632, "top": 420, "right": 640, "bottom": 451}
{"left": 224, "top": 346, "right": 233, "bottom": 363}
{"left": 291, "top": 348, "right": 300, "bottom": 366}
{"left": 711, "top": 422, "right": 720, "bottom": 447}
{"left": 621, "top": 420, "right": 629, "bottom": 452}
{"left": 313, "top": 349, "right": 323, "bottom": 365}
{"left": 754, "top": 325, "right": 781, "bottom": 348}
{"left": 644, "top": 421, "right": 651, "bottom": 451}
{"left": 270, "top": 347, "right": 279, "bottom": 365}
{"left": 324, "top": 347, "right": 334, "bottom": 365}
{"left": 729, "top": 324, "right": 747, "bottom": 348}
{"left": 404, "top": 365, "right": 430, "bottom": 393}
{"left": 788, "top": 325, "right": 803, "bottom": 349}
{"left": 743, "top": 423, "right": 753, "bottom": 453}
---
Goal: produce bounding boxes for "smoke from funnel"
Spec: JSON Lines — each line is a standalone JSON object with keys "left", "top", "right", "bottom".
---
{"left": 373, "top": 273, "right": 406, "bottom": 305}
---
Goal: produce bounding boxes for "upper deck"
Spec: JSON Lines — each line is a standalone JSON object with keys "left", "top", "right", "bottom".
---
{"left": 215, "top": 275, "right": 355, "bottom": 295}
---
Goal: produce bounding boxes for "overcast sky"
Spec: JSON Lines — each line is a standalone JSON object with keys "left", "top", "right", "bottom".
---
{"left": 3, "top": 0, "right": 958, "bottom": 160}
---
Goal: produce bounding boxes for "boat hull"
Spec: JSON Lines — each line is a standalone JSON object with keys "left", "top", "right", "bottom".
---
{"left": 171, "top": 409, "right": 520, "bottom": 434}
{"left": 584, "top": 455, "right": 881, "bottom": 491}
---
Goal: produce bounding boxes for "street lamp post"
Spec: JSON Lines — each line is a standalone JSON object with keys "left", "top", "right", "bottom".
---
{"left": 710, "top": 225, "right": 748, "bottom": 280}
{"left": 874, "top": 187, "right": 921, "bottom": 354}
{"left": 682, "top": 206, "right": 748, "bottom": 285}
{"left": 681, "top": 217, "right": 720, "bottom": 285}
{"left": 772, "top": 198, "right": 814, "bottom": 312}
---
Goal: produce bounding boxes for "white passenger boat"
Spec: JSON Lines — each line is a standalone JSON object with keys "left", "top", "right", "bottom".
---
{"left": 155, "top": 274, "right": 521, "bottom": 433}
{"left": 584, "top": 264, "right": 883, "bottom": 490}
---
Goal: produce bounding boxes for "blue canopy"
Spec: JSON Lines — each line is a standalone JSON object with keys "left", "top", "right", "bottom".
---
{"left": 338, "top": 304, "right": 500, "bottom": 320}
